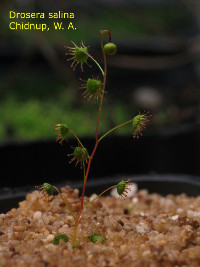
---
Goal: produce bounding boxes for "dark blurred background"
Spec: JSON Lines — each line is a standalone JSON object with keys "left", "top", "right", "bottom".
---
{"left": 0, "top": 0, "right": 200, "bottom": 192}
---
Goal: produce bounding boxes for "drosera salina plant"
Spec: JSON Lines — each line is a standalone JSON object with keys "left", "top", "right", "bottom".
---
{"left": 36, "top": 30, "right": 150, "bottom": 248}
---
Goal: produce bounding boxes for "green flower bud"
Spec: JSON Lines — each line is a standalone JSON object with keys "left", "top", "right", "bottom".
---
{"left": 66, "top": 41, "right": 88, "bottom": 71}
{"left": 74, "top": 45, "right": 88, "bottom": 63}
{"left": 104, "top": 43, "right": 117, "bottom": 56}
{"left": 117, "top": 180, "right": 126, "bottom": 196}
{"left": 116, "top": 180, "right": 130, "bottom": 199}
{"left": 74, "top": 147, "right": 89, "bottom": 162}
{"left": 86, "top": 78, "right": 102, "bottom": 95}
{"left": 68, "top": 146, "right": 89, "bottom": 168}
{"left": 35, "top": 182, "right": 54, "bottom": 202}
{"left": 54, "top": 123, "right": 70, "bottom": 144}
{"left": 43, "top": 183, "right": 54, "bottom": 196}
{"left": 59, "top": 124, "right": 70, "bottom": 138}
{"left": 132, "top": 112, "right": 150, "bottom": 138}
{"left": 80, "top": 78, "right": 102, "bottom": 102}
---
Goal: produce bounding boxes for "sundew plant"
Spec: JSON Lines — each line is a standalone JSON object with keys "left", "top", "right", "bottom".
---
{"left": 36, "top": 30, "right": 150, "bottom": 248}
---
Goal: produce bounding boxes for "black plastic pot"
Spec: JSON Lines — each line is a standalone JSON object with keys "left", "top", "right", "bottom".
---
{"left": 0, "top": 125, "right": 200, "bottom": 213}
{"left": 1, "top": 174, "right": 200, "bottom": 214}
{"left": 1, "top": 124, "right": 200, "bottom": 187}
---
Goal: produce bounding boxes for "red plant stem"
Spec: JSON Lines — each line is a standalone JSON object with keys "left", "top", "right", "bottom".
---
{"left": 95, "top": 30, "right": 108, "bottom": 141}
{"left": 105, "top": 30, "right": 111, "bottom": 43}
{"left": 72, "top": 31, "right": 110, "bottom": 244}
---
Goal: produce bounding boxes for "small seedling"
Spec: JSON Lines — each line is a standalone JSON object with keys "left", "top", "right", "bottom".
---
{"left": 53, "top": 234, "right": 69, "bottom": 245}
{"left": 88, "top": 233, "right": 105, "bottom": 244}
{"left": 36, "top": 30, "right": 150, "bottom": 248}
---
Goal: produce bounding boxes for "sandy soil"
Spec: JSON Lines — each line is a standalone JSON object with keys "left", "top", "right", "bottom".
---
{"left": 0, "top": 185, "right": 200, "bottom": 267}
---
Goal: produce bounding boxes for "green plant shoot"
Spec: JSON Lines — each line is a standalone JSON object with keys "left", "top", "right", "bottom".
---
{"left": 36, "top": 30, "right": 150, "bottom": 248}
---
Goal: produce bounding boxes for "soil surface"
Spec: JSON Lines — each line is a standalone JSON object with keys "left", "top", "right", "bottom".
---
{"left": 0, "top": 185, "right": 200, "bottom": 267}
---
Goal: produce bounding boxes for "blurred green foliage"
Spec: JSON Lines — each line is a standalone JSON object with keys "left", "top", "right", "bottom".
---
{"left": 0, "top": 72, "right": 131, "bottom": 141}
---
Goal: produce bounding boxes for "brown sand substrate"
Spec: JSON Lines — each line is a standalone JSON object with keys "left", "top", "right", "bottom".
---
{"left": 1, "top": 186, "right": 200, "bottom": 267}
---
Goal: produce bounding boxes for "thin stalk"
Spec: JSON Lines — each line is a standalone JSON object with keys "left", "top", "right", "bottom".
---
{"left": 72, "top": 30, "right": 110, "bottom": 248}
{"left": 83, "top": 163, "right": 86, "bottom": 182}
{"left": 95, "top": 30, "right": 108, "bottom": 141}
{"left": 70, "top": 130, "right": 84, "bottom": 148}
{"left": 98, "top": 119, "right": 133, "bottom": 143}
{"left": 84, "top": 185, "right": 116, "bottom": 209}
{"left": 53, "top": 186, "right": 75, "bottom": 221}
{"left": 85, "top": 52, "right": 104, "bottom": 76}
{"left": 72, "top": 225, "right": 78, "bottom": 248}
